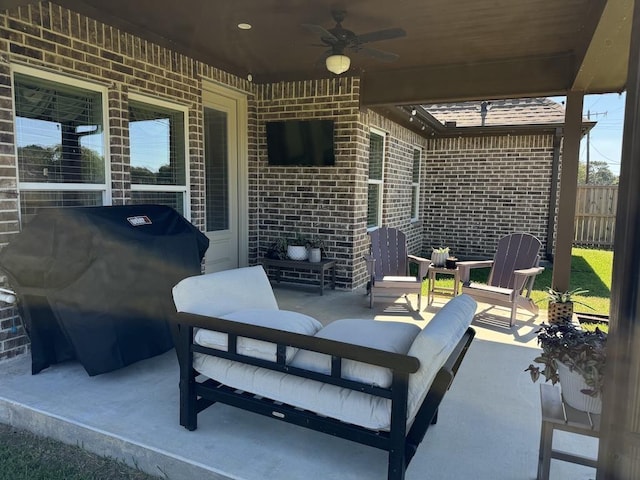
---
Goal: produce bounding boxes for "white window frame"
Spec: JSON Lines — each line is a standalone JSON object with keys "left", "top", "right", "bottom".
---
{"left": 128, "top": 93, "right": 190, "bottom": 220}
{"left": 367, "top": 127, "right": 386, "bottom": 230}
{"left": 12, "top": 64, "right": 111, "bottom": 224}
{"left": 411, "top": 146, "right": 422, "bottom": 222}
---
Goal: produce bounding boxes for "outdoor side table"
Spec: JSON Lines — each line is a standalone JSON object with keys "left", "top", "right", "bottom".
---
{"left": 427, "top": 265, "right": 460, "bottom": 305}
{"left": 261, "top": 258, "right": 336, "bottom": 295}
{"left": 537, "top": 384, "right": 600, "bottom": 480}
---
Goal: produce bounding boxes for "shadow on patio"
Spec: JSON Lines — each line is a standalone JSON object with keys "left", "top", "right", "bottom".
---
{"left": 0, "top": 287, "right": 598, "bottom": 480}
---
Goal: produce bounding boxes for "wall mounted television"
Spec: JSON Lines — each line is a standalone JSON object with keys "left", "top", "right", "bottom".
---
{"left": 266, "top": 119, "right": 335, "bottom": 166}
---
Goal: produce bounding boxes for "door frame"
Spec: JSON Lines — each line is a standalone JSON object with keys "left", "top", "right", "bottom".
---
{"left": 202, "top": 80, "right": 249, "bottom": 268}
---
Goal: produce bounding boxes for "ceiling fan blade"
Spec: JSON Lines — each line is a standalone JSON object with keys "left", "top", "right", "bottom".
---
{"left": 302, "top": 23, "right": 338, "bottom": 43}
{"left": 354, "top": 45, "right": 400, "bottom": 62}
{"left": 355, "top": 27, "right": 406, "bottom": 45}
{"left": 314, "top": 49, "right": 332, "bottom": 67}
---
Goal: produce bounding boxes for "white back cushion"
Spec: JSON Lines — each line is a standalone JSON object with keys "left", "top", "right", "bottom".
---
{"left": 173, "top": 265, "right": 278, "bottom": 317}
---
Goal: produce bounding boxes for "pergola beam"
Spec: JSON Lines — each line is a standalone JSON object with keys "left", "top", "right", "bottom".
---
{"left": 572, "top": 0, "right": 634, "bottom": 92}
{"left": 361, "top": 54, "right": 576, "bottom": 106}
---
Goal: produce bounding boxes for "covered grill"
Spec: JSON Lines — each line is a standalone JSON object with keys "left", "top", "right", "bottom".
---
{"left": 0, "top": 205, "right": 208, "bottom": 375}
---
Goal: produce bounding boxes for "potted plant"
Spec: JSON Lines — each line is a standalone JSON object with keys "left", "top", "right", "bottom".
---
{"left": 543, "top": 287, "right": 592, "bottom": 323}
{"left": 287, "top": 234, "right": 309, "bottom": 261}
{"left": 265, "top": 237, "right": 288, "bottom": 260}
{"left": 431, "top": 247, "right": 450, "bottom": 267}
{"left": 307, "top": 238, "right": 324, "bottom": 263}
{"left": 526, "top": 321, "right": 606, "bottom": 413}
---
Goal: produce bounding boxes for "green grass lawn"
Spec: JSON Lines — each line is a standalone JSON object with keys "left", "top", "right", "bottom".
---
{"left": 0, "top": 423, "right": 156, "bottom": 480}
{"left": 427, "top": 247, "right": 613, "bottom": 315}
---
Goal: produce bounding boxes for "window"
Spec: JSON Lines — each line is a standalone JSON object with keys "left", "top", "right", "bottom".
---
{"left": 367, "top": 128, "right": 385, "bottom": 229}
{"left": 13, "top": 66, "right": 108, "bottom": 224}
{"left": 411, "top": 147, "right": 421, "bottom": 221}
{"left": 128, "top": 95, "right": 188, "bottom": 217}
{"left": 204, "top": 107, "right": 229, "bottom": 231}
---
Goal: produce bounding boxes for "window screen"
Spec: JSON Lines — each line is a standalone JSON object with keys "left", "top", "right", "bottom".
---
{"left": 128, "top": 98, "right": 187, "bottom": 215}
{"left": 14, "top": 71, "right": 107, "bottom": 223}
{"left": 14, "top": 73, "right": 105, "bottom": 185}
{"left": 129, "top": 101, "right": 186, "bottom": 186}
{"left": 411, "top": 148, "right": 421, "bottom": 220}
{"left": 367, "top": 130, "right": 385, "bottom": 229}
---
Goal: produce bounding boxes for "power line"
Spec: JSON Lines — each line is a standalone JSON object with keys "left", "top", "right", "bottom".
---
{"left": 590, "top": 143, "right": 620, "bottom": 164}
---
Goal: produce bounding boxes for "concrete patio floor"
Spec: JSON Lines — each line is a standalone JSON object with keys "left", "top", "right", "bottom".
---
{"left": 0, "top": 286, "right": 598, "bottom": 479}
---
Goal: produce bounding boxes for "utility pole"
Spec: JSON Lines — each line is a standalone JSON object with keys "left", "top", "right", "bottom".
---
{"left": 584, "top": 109, "right": 607, "bottom": 184}
{"left": 586, "top": 110, "right": 590, "bottom": 184}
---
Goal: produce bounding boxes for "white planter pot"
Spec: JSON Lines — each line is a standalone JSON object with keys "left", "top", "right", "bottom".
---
{"left": 308, "top": 248, "right": 322, "bottom": 263}
{"left": 556, "top": 360, "right": 602, "bottom": 414}
{"left": 431, "top": 249, "right": 449, "bottom": 267}
{"left": 287, "top": 245, "right": 308, "bottom": 261}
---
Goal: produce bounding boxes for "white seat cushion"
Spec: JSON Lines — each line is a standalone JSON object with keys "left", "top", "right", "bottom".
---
{"left": 193, "top": 353, "right": 393, "bottom": 430}
{"left": 194, "top": 309, "right": 323, "bottom": 362}
{"left": 289, "top": 319, "right": 420, "bottom": 387}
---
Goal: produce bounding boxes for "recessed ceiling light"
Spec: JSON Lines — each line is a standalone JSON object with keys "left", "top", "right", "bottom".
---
{"left": 237, "top": 23, "right": 252, "bottom": 30}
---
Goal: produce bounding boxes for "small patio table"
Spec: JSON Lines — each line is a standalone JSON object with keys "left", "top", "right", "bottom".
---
{"left": 427, "top": 265, "right": 460, "bottom": 305}
{"left": 537, "top": 384, "right": 600, "bottom": 480}
{"left": 261, "top": 257, "right": 336, "bottom": 295}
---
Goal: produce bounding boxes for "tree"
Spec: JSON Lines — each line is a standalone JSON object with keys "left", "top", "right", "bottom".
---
{"left": 578, "top": 160, "right": 619, "bottom": 185}
{"left": 18, "top": 144, "right": 104, "bottom": 183}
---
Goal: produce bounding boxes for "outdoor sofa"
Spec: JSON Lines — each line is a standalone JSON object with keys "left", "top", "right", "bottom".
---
{"left": 172, "top": 265, "right": 476, "bottom": 480}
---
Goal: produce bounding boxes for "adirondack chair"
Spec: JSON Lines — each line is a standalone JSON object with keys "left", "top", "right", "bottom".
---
{"left": 457, "top": 233, "right": 544, "bottom": 327}
{"left": 365, "top": 227, "right": 431, "bottom": 311}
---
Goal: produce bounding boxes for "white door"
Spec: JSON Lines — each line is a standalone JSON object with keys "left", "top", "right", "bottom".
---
{"left": 202, "top": 84, "right": 247, "bottom": 273}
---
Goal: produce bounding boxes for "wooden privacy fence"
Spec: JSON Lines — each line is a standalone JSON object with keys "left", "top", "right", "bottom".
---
{"left": 574, "top": 185, "right": 618, "bottom": 249}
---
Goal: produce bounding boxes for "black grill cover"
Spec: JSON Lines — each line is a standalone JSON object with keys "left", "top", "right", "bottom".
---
{"left": 0, "top": 205, "right": 208, "bottom": 376}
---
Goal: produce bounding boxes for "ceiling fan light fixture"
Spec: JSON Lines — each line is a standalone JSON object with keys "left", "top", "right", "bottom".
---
{"left": 326, "top": 54, "right": 351, "bottom": 75}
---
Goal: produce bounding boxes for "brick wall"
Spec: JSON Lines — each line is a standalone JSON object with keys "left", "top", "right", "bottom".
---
{"left": 423, "top": 134, "right": 555, "bottom": 259}
{"left": 254, "top": 78, "right": 365, "bottom": 289}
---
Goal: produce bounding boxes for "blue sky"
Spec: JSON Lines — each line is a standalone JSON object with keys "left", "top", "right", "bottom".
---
{"left": 552, "top": 93, "right": 626, "bottom": 176}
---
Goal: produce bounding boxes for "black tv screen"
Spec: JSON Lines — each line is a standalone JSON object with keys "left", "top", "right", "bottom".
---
{"left": 266, "top": 119, "right": 335, "bottom": 166}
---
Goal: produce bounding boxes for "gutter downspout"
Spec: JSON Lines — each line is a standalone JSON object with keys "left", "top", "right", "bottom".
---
{"left": 546, "top": 128, "right": 562, "bottom": 261}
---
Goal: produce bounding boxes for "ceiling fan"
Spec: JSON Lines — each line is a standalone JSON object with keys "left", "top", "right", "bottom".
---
{"left": 302, "top": 10, "right": 406, "bottom": 74}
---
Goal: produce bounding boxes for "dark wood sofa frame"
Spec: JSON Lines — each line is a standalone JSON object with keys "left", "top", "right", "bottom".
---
{"left": 176, "top": 312, "right": 476, "bottom": 480}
